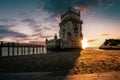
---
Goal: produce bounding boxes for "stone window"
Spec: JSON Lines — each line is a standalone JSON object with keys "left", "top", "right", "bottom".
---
{"left": 74, "top": 24, "right": 78, "bottom": 34}
{"left": 67, "top": 32, "right": 71, "bottom": 39}
{"left": 62, "top": 29, "right": 65, "bottom": 38}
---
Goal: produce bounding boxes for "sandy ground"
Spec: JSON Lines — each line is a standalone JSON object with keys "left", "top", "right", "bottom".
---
{"left": 0, "top": 50, "right": 120, "bottom": 80}
{"left": 0, "top": 71, "right": 120, "bottom": 80}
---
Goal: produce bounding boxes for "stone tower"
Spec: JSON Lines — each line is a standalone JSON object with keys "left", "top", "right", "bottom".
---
{"left": 59, "top": 7, "right": 83, "bottom": 49}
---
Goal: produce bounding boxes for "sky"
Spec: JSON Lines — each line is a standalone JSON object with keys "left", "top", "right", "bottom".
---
{"left": 0, "top": 0, "right": 120, "bottom": 47}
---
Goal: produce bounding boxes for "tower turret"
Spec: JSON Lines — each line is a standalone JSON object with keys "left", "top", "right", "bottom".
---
{"left": 59, "top": 7, "right": 83, "bottom": 49}
{"left": 45, "top": 38, "right": 48, "bottom": 44}
{"left": 54, "top": 34, "right": 58, "bottom": 40}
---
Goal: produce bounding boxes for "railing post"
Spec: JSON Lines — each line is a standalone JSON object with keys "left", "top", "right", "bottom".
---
{"left": 8, "top": 42, "right": 10, "bottom": 56}
{"left": 27, "top": 46, "right": 28, "bottom": 55}
{"left": 21, "top": 46, "right": 23, "bottom": 55}
{"left": 42, "top": 46, "right": 44, "bottom": 53}
{"left": 38, "top": 47, "right": 39, "bottom": 54}
{"left": 17, "top": 44, "right": 19, "bottom": 56}
{"left": 27, "top": 45, "right": 30, "bottom": 55}
{"left": 0, "top": 41, "right": 3, "bottom": 56}
{"left": 12, "top": 43, "right": 15, "bottom": 56}
{"left": 39, "top": 47, "right": 41, "bottom": 54}
{"left": 29, "top": 46, "right": 31, "bottom": 54}
{"left": 36, "top": 46, "right": 38, "bottom": 54}
{"left": 29, "top": 45, "right": 32, "bottom": 54}
{"left": 37, "top": 46, "right": 39, "bottom": 54}
{"left": 24, "top": 46, "right": 25, "bottom": 55}
{"left": 38, "top": 46, "right": 39, "bottom": 54}
{"left": 33, "top": 46, "right": 34, "bottom": 54}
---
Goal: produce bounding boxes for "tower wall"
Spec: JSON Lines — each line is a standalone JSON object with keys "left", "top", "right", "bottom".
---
{"left": 59, "top": 8, "right": 83, "bottom": 49}
{"left": 46, "top": 7, "right": 83, "bottom": 50}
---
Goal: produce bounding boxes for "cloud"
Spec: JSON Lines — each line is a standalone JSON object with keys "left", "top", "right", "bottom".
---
{"left": 0, "top": 25, "right": 28, "bottom": 39}
{"left": 37, "top": 0, "right": 101, "bottom": 15}
{"left": 19, "top": 12, "right": 26, "bottom": 16}
{"left": 99, "top": 0, "right": 116, "bottom": 8}
{"left": 0, "top": 18, "right": 8, "bottom": 23}
{"left": 21, "top": 16, "right": 59, "bottom": 39}
{"left": 35, "top": 8, "right": 43, "bottom": 12}
{"left": 34, "top": 29, "right": 42, "bottom": 33}
{"left": 36, "top": 0, "right": 116, "bottom": 16}
{"left": 86, "top": 12, "right": 97, "bottom": 20}
{"left": 22, "top": 18, "right": 35, "bottom": 23}
{"left": 74, "top": 6, "right": 94, "bottom": 14}
{"left": 21, "top": 12, "right": 59, "bottom": 39}
{"left": 44, "top": 26, "right": 52, "bottom": 30}
{"left": 22, "top": 18, "right": 41, "bottom": 32}
{"left": 53, "top": 14, "right": 61, "bottom": 22}
{"left": 87, "top": 39, "right": 98, "bottom": 42}
{"left": 22, "top": 18, "right": 41, "bottom": 29}
{"left": 0, "top": 18, "right": 16, "bottom": 24}
{"left": 101, "top": 33, "right": 110, "bottom": 36}
{"left": 22, "top": 18, "right": 45, "bottom": 36}
{"left": 108, "top": 1, "right": 114, "bottom": 7}
{"left": 40, "top": 35, "right": 52, "bottom": 39}
{"left": 29, "top": 41, "right": 45, "bottom": 45}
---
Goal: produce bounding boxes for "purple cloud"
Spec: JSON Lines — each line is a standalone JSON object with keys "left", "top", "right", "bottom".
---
{"left": 0, "top": 18, "right": 16, "bottom": 24}
{"left": 0, "top": 25, "right": 28, "bottom": 39}
{"left": 29, "top": 41, "right": 45, "bottom": 45}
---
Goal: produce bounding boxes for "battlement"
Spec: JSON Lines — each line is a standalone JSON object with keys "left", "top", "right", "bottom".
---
{"left": 61, "top": 7, "right": 80, "bottom": 22}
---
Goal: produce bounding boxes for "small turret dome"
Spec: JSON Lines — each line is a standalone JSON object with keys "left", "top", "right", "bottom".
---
{"left": 54, "top": 34, "right": 58, "bottom": 40}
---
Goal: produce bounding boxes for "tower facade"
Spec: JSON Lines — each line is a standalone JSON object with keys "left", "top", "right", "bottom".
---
{"left": 46, "top": 7, "right": 83, "bottom": 50}
{"left": 59, "top": 7, "right": 83, "bottom": 49}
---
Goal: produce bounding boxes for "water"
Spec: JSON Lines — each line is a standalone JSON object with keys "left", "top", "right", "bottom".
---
{"left": 85, "top": 47, "right": 99, "bottom": 50}
{"left": 1, "top": 47, "right": 47, "bottom": 56}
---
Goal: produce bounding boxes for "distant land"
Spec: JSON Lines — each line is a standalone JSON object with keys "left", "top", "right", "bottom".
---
{"left": 85, "top": 47, "right": 99, "bottom": 50}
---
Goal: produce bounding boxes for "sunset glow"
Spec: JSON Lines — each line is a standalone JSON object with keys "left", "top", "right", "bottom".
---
{"left": 82, "top": 38, "right": 89, "bottom": 49}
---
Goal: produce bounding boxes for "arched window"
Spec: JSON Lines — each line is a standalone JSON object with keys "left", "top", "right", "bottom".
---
{"left": 67, "top": 32, "right": 71, "bottom": 39}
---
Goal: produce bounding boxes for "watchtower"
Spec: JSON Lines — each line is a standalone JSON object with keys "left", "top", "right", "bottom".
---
{"left": 59, "top": 7, "right": 83, "bottom": 48}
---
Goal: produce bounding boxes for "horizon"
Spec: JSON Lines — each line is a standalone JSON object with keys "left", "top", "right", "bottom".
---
{"left": 0, "top": 0, "right": 120, "bottom": 47}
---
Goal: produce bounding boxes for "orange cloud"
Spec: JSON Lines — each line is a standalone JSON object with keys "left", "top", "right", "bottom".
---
{"left": 40, "top": 35, "right": 52, "bottom": 38}
{"left": 87, "top": 39, "right": 98, "bottom": 43}
{"left": 101, "top": 34, "right": 110, "bottom": 36}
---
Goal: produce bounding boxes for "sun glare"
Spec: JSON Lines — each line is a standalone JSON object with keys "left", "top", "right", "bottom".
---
{"left": 82, "top": 38, "right": 88, "bottom": 49}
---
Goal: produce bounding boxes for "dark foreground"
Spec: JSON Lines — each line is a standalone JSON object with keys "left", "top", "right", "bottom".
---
{"left": 0, "top": 71, "right": 120, "bottom": 80}
{"left": 0, "top": 50, "right": 120, "bottom": 80}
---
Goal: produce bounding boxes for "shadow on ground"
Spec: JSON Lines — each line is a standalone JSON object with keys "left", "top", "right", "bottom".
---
{"left": 0, "top": 49, "right": 81, "bottom": 80}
